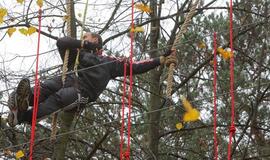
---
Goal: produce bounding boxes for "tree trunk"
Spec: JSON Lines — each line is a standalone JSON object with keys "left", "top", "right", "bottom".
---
{"left": 52, "top": 0, "right": 77, "bottom": 159}
{"left": 52, "top": 111, "right": 76, "bottom": 160}
{"left": 147, "top": 0, "right": 162, "bottom": 159}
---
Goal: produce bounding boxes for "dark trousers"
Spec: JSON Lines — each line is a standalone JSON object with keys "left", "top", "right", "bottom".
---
{"left": 21, "top": 75, "right": 87, "bottom": 124}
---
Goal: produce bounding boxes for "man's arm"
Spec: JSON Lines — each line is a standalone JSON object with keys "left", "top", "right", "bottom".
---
{"left": 56, "top": 36, "right": 100, "bottom": 56}
{"left": 110, "top": 50, "right": 176, "bottom": 78}
{"left": 56, "top": 37, "right": 82, "bottom": 59}
{"left": 110, "top": 57, "right": 163, "bottom": 78}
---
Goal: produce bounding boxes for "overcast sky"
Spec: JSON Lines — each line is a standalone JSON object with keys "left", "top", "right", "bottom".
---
{"left": 0, "top": 0, "right": 228, "bottom": 113}
{"left": 0, "top": 0, "right": 227, "bottom": 71}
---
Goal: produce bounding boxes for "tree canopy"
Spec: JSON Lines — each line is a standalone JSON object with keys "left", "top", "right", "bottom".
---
{"left": 0, "top": 0, "right": 269, "bottom": 159}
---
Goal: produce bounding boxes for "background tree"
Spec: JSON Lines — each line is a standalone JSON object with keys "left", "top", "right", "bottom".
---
{"left": 0, "top": 0, "right": 269, "bottom": 159}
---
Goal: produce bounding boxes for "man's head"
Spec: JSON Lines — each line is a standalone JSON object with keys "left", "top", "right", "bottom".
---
{"left": 83, "top": 32, "right": 103, "bottom": 50}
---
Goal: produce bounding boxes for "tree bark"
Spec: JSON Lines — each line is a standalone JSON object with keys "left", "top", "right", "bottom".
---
{"left": 147, "top": 1, "right": 162, "bottom": 159}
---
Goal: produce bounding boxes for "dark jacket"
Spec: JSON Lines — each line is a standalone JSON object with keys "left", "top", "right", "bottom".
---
{"left": 56, "top": 37, "right": 161, "bottom": 101}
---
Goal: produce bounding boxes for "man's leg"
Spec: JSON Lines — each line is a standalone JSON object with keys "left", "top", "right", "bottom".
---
{"left": 19, "top": 87, "right": 81, "bottom": 124}
{"left": 29, "top": 76, "right": 63, "bottom": 105}
{"left": 7, "top": 77, "right": 63, "bottom": 127}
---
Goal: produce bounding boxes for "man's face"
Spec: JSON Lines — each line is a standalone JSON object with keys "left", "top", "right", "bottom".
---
{"left": 83, "top": 33, "right": 98, "bottom": 44}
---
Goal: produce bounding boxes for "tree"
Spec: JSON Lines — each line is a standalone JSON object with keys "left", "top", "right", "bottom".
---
{"left": 0, "top": 0, "right": 269, "bottom": 159}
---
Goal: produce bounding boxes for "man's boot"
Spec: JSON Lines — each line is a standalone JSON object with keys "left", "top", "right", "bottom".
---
{"left": 7, "top": 78, "right": 31, "bottom": 127}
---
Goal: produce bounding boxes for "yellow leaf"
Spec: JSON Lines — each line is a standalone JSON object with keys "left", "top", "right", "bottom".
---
{"left": 19, "top": 28, "right": 28, "bottom": 36}
{"left": 217, "top": 47, "right": 225, "bottom": 55}
{"left": 135, "top": 3, "right": 152, "bottom": 13}
{"left": 15, "top": 150, "right": 24, "bottom": 159}
{"left": 176, "top": 122, "right": 183, "bottom": 130}
{"left": 4, "top": 149, "right": 12, "bottom": 156}
{"left": 0, "top": 8, "right": 8, "bottom": 17}
{"left": 17, "top": 0, "right": 24, "bottom": 4}
{"left": 7, "top": 27, "right": 16, "bottom": 37}
{"left": 62, "top": 15, "right": 69, "bottom": 22}
{"left": 198, "top": 41, "right": 206, "bottom": 49}
{"left": 0, "top": 17, "right": 3, "bottom": 24}
{"left": 36, "top": 0, "right": 43, "bottom": 7}
{"left": 183, "top": 108, "right": 200, "bottom": 122}
{"left": 130, "top": 26, "right": 144, "bottom": 32}
{"left": 180, "top": 96, "right": 193, "bottom": 112}
{"left": 221, "top": 50, "right": 233, "bottom": 60}
{"left": 28, "top": 26, "right": 37, "bottom": 35}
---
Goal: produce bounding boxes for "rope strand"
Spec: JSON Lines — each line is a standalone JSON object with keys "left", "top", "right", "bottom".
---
{"left": 120, "top": 62, "right": 127, "bottom": 160}
{"left": 213, "top": 32, "right": 218, "bottom": 160}
{"left": 227, "top": 0, "right": 236, "bottom": 159}
{"left": 50, "top": 0, "right": 73, "bottom": 141}
{"left": 166, "top": 0, "right": 200, "bottom": 99}
{"left": 126, "top": 0, "right": 135, "bottom": 158}
{"left": 29, "top": 8, "right": 42, "bottom": 160}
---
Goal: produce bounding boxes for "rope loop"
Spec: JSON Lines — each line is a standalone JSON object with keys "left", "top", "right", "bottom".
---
{"left": 229, "top": 125, "right": 236, "bottom": 135}
{"left": 123, "top": 151, "right": 130, "bottom": 160}
{"left": 164, "top": 55, "right": 178, "bottom": 67}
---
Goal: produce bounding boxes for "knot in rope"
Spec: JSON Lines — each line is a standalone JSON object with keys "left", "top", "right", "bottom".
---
{"left": 229, "top": 125, "right": 236, "bottom": 135}
{"left": 122, "top": 151, "right": 130, "bottom": 160}
{"left": 164, "top": 54, "right": 178, "bottom": 67}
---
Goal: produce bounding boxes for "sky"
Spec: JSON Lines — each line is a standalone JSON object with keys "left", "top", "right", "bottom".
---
{"left": 0, "top": 0, "right": 228, "bottom": 115}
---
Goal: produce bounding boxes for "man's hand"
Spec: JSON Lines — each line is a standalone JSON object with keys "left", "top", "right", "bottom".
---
{"left": 160, "top": 49, "right": 177, "bottom": 65}
{"left": 82, "top": 40, "right": 99, "bottom": 52}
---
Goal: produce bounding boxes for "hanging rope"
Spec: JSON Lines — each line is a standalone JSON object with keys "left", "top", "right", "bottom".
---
{"left": 213, "top": 32, "right": 218, "bottom": 160}
{"left": 227, "top": 0, "right": 236, "bottom": 159}
{"left": 119, "top": 1, "right": 135, "bottom": 159}
{"left": 126, "top": 0, "right": 135, "bottom": 157}
{"left": 120, "top": 63, "right": 127, "bottom": 160}
{"left": 74, "top": 0, "right": 89, "bottom": 75}
{"left": 29, "top": 4, "right": 42, "bottom": 160}
{"left": 166, "top": 0, "right": 200, "bottom": 100}
{"left": 50, "top": 0, "right": 73, "bottom": 141}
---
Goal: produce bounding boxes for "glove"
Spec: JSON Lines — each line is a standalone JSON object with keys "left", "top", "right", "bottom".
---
{"left": 82, "top": 40, "right": 99, "bottom": 52}
{"left": 160, "top": 56, "right": 166, "bottom": 65}
{"left": 163, "top": 48, "right": 176, "bottom": 57}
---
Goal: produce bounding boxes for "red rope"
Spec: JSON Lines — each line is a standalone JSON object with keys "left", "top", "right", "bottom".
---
{"left": 126, "top": 0, "right": 135, "bottom": 158}
{"left": 120, "top": 1, "right": 134, "bottom": 159}
{"left": 29, "top": 9, "right": 42, "bottom": 160}
{"left": 213, "top": 32, "right": 218, "bottom": 160}
{"left": 120, "top": 63, "right": 127, "bottom": 160}
{"left": 227, "top": 0, "right": 236, "bottom": 159}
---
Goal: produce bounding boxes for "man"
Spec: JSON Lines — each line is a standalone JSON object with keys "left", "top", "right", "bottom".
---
{"left": 7, "top": 32, "right": 176, "bottom": 126}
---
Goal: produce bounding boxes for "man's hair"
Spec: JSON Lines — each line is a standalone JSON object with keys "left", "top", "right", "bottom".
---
{"left": 91, "top": 33, "right": 103, "bottom": 50}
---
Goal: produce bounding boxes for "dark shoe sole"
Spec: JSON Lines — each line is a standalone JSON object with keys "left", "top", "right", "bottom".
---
{"left": 16, "top": 78, "right": 30, "bottom": 112}
{"left": 7, "top": 78, "right": 30, "bottom": 127}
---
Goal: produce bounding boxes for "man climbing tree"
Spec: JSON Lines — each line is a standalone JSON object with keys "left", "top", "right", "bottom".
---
{"left": 7, "top": 32, "right": 176, "bottom": 126}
